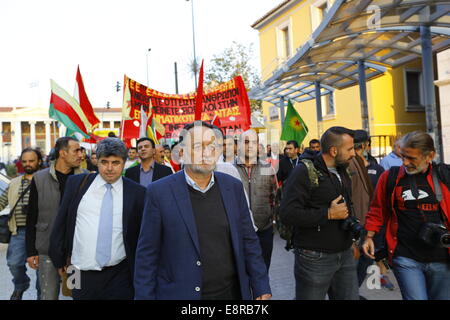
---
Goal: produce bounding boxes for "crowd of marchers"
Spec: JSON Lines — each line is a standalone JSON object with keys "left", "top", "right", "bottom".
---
{"left": 1, "top": 122, "right": 449, "bottom": 301}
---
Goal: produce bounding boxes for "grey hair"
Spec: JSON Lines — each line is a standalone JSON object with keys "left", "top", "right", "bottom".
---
{"left": 96, "top": 137, "right": 128, "bottom": 161}
{"left": 400, "top": 131, "right": 435, "bottom": 156}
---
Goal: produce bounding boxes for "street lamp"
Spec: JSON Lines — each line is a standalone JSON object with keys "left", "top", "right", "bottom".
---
{"left": 146, "top": 48, "right": 151, "bottom": 86}
{"left": 186, "top": 0, "right": 198, "bottom": 89}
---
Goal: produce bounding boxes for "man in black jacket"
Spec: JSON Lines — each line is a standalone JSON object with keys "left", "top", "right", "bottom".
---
{"left": 277, "top": 140, "right": 301, "bottom": 183}
{"left": 125, "top": 137, "right": 172, "bottom": 187}
{"left": 280, "top": 126, "right": 358, "bottom": 300}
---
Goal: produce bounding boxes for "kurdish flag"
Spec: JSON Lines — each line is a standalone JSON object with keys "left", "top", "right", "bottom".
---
{"left": 280, "top": 100, "right": 308, "bottom": 145}
{"left": 49, "top": 79, "right": 96, "bottom": 138}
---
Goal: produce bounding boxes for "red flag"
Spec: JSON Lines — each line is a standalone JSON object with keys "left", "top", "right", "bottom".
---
{"left": 74, "top": 65, "right": 100, "bottom": 129}
{"left": 194, "top": 60, "right": 204, "bottom": 121}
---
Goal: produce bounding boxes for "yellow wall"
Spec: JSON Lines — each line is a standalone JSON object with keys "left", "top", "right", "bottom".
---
{"left": 256, "top": 0, "right": 427, "bottom": 149}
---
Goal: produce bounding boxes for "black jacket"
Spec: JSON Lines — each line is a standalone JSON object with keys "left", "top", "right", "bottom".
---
{"left": 277, "top": 156, "right": 300, "bottom": 183}
{"left": 279, "top": 154, "right": 354, "bottom": 253}
{"left": 48, "top": 174, "right": 146, "bottom": 279}
{"left": 124, "top": 162, "right": 172, "bottom": 185}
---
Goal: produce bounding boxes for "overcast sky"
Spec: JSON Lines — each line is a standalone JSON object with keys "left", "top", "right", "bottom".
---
{"left": 0, "top": 0, "right": 279, "bottom": 111}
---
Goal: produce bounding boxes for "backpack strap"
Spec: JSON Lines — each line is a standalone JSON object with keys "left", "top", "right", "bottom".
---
{"left": 386, "top": 166, "right": 400, "bottom": 212}
{"left": 300, "top": 159, "right": 322, "bottom": 189}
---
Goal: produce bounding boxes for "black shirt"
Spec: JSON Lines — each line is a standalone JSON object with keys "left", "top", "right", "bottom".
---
{"left": 395, "top": 170, "right": 448, "bottom": 262}
{"left": 188, "top": 183, "right": 240, "bottom": 299}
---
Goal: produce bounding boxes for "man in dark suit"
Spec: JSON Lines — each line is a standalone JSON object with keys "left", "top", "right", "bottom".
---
{"left": 134, "top": 121, "right": 272, "bottom": 300}
{"left": 125, "top": 137, "right": 172, "bottom": 187}
{"left": 49, "top": 138, "right": 146, "bottom": 300}
{"left": 277, "top": 140, "right": 301, "bottom": 183}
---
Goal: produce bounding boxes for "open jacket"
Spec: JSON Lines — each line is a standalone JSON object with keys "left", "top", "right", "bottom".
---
{"left": 365, "top": 163, "right": 450, "bottom": 263}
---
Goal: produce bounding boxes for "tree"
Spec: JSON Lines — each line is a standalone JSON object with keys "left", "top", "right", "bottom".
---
{"left": 204, "top": 41, "right": 262, "bottom": 112}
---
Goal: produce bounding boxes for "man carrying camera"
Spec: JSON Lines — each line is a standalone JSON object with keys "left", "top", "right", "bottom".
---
{"left": 280, "top": 126, "right": 360, "bottom": 300}
{"left": 363, "top": 131, "right": 450, "bottom": 300}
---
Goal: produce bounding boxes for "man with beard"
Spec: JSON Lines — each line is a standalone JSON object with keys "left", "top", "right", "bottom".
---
{"left": 280, "top": 126, "right": 358, "bottom": 300}
{"left": 26, "top": 137, "right": 87, "bottom": 300}
{"left": 134, "top": 121, "right": 271, "bottom": 300}
{"left": 363, "top": 132, "right": 450, "bottom": 300}
{"left": 0, "top": 148, "right": 42, "bottom": 300}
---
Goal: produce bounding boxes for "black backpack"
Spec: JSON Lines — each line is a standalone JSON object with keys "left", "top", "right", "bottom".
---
{"left": 274, "top": 159, "right": 323, "bottom": 251}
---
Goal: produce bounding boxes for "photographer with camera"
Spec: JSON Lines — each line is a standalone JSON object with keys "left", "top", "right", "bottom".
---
{"left": 363, "top": 131, "right": 450, "bottom": 300}
{"left": 280, "top": 126, "right": 360, "bottom": 300}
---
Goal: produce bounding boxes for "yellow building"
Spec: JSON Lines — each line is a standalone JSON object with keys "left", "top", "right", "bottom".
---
{"left": 251, "top": 0, "right": 449, "bottom": 157}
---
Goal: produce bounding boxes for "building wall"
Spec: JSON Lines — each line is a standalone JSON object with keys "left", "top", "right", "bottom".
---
{"left": 0, "top": 107, "right": 122, "bottom": 162}
{"left": 255, "top": 0, "right": 428, "bottom": 153}
{"left": 436, "top": 48, "right": 450, "bottom": 163}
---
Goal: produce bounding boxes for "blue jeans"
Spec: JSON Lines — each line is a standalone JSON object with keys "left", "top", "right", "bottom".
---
{"left": 294, "top": 247, "right": 359, "bottom": 300}
{"left": 7, "top": 227, "right": 40, "bottom": 296}
{"left": 393, "top": 256, "right": 450, "bottom": 300}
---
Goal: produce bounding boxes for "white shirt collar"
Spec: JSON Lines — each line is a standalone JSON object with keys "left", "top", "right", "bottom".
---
{"left": 184, "top": 170, "right": 215, "bottom": 193}
{"left": 92, "top": 173, "right": 123, "bottom": 192}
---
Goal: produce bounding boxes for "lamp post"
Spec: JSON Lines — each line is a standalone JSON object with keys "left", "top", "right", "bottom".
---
{"left": 186, "top": 0, "right": 198, "bottom": 89}
{"left": 146, "top": 48, "right": 151, "bottom": 87}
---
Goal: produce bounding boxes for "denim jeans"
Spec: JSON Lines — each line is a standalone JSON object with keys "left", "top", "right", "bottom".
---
{"left": 294, "top": 247, "right": 359, "bottom": 300}
{"left": 6, "top": 227, "right": 40, "bottom": 297}
{"left": 393, "top": 256, "right": 450, "bottom": 300}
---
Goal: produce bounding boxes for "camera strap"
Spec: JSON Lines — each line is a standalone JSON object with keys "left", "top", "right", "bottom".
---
{"left": 432, "top": 168, "right": 443, "bottom": 202}
{"left": 432, "top": 167, "right": 448, "bottom": 225}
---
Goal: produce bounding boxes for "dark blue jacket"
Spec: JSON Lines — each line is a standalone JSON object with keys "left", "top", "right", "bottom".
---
{"left": 134, "top": 171, "right": 271, "bottom": 300}
{"left": 48, "top": 173, "right": 146, "bottom": 280}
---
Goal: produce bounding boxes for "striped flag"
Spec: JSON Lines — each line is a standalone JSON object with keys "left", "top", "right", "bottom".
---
{"left": 74, "top": 66, "right": 100, "bottom": 128}
{"left": 49, "top": 79, "right": 95, "bottom": 138}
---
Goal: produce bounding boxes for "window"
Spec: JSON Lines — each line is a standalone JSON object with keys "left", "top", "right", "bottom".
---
{"left": 321, "top": 93, "right": 335, "bottom": 118}
{"left": 318, "top": 2, "right": 328, "bottom": 20}
{"left": 311, "top": 0, "right": 330, "bottom": 30}
{"left": 404, "top": 69, "right": 424, "bottom": 111}
{"left": 277, "top": 20, "right": 292, "bottom": 62}
{"left": 282, "top": 27, "right": 291, "bottom": 59}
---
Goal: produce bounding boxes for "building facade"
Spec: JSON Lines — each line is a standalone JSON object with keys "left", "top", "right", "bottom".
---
{"left": 252, "top": 0, "right": 445, "bottom": 156}
{"left": 0, "top": 107, "right": 122, "bottom": 163}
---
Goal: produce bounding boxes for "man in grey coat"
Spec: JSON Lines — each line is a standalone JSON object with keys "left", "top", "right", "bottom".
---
{"left": 235, "top": 130, "right": 276, "bottom": 270}
{"left": 26, "top": 137, "right": 87, "bottom": 300}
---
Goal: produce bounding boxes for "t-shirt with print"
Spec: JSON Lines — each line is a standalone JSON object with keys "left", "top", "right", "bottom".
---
{"left": 394, "top": 169, "right": 448, "bottom": 262}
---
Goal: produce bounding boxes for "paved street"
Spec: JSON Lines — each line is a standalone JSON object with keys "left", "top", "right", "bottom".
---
{"left": 0, "top": 232, "right": 401, "bottom": 300}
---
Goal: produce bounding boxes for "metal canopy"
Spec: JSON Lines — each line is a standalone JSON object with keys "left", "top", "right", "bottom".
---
{"left": 249, "top": 0, "right": 450, "bottom": 104}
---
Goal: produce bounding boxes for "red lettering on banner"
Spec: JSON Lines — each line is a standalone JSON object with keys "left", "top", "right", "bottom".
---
{"left": 121, "top": 76, "right": 251, "bottom": 141}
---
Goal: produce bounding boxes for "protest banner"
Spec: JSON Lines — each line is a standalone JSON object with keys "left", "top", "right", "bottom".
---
{"left": 121, "top": 75, "right": 252, "bottom": 142}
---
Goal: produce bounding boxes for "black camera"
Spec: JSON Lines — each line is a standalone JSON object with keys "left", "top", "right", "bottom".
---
{"left": 418, "top": 222, "right": 450, "bottom": 248}
{"left": 341, "top": 215, "right": 364, "bottom": 240}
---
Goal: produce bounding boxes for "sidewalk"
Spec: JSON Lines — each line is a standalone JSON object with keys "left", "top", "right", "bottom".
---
{"left": 0, "top": 233, "right": 402, "bottom": 300}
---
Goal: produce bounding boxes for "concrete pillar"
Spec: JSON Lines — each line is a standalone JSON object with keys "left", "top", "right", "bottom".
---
{"left": 59, "top": 123, "right": 65, "bottom": 138}
{"left": 30, "top": 121, "right": 37, "bottom": 147}
{"left": 421, "top": 25, "right": 441, "bottom": 162}
{"left": 358, "top": 60, "right": 370, "bottom": 135}
{"left": 315, "top": 81, "right": 323, "bottom": 137}
{"left": 14, "top": 121, "right": 22, "bottom": 157}
{"left": 45, "top": 121, "right": 52, "bottom": 155}
{"left": 279, "top": 97, "right": 285, "bottom": 127}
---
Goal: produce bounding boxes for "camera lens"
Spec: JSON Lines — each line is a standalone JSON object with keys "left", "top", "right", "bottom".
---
{"left": 440, "top": 234, "right": 450, "bottom": 248}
